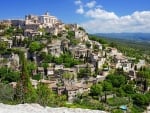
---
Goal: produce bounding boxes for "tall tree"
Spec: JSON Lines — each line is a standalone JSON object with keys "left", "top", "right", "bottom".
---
{"left": 102, "top": 81, "right": 113, "bottom": 102}
{"left": 16, "top": 51, "right": 37, "bottom": 103}
{"left": 90, "top": 83, "right": 102, "bottom": 101}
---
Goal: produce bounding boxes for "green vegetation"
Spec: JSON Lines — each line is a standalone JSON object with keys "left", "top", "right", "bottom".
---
{"left": 62, "top": 72, "right": 74, "bottom": 80}
{"left": 32, "top": 74, "right": 42, "bottom": 81}
{"left": 0, "top": 22, "right": 149, "bottom": 113}
{"left": 78, "top": 67, "right": 92, "bottom": 78}
{"left": 41, "top": 52, "right": 81, "bottom": 68}
{"left": 107, "top": 97, "right": 129, "bottom": 106}
{"left": 0, "top": 41, "right": 7, "bottom": 51}
{"left": 29, "top": 41, "right": 44, "bottom": 53}
{"left": 0, "top": 51, "right": 67, "bottom": 106}
{"left": 66, "top": 31, "right": 80, "bottom": 45}
{"left": 98, "top": 36, "right": 150, "bottom": 62}
{"left": 89, "top": 35, "right": 107, "bottom": 44}
{"left": 15, "top": 52, "right": 37, "bottom": 103}
{"left": 0, "top": 83, "right": 15, "bottom": 103}
{"left": 73, "top": 67, "right": 150, "bottom": 112}
{"left": 0, "top": 67, "right": 20, "bottom": 83}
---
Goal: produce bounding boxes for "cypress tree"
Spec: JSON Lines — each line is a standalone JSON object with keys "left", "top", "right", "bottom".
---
{"left": 16, "top": 51, "right": 37, "bottom": 103}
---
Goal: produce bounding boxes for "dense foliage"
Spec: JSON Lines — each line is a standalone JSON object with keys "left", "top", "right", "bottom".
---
{"left": 0, "top": 67, "right": 20, "bottom": 83}
{"left": 41, "top": 52, "right": 81, "bottom": 68}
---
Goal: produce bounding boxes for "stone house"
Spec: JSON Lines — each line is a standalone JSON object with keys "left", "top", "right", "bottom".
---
{"left": 47, "top": 40, "right": 62, "bottom": 57}
{"left": 24, "top": 29, "right": 42, "bottom": 37}
{"left": 57, "top": 86, "right": 66, "bottom": 95}
{"left": 25, "top": 12, "right": 60, "bottom": 33}
{"left": 65, "top": 83, "right": 90, "bottom": 102}
{"left": 75, "top": 29, "right": 89, "bottom": 42}
{"left": 61, "top": 39, "right": 70, "bottom": 51}
{"left": 65, "top": 85, "right": 79, "bottom": 102}
{"left": 89, "top": 52, "right": 105, "bottom": 69}
{"left": 114, "top": 55, "right": 133, "bottom": 72}
{"left": 136, "top": 59, "right": 145, "bottom": 69}
{"left": 0, "top": 53, "right": 20, "bottom": 70}
{"left": 39, "top": 79, "right": 58, "bottom": 91}
{"left": 0, "top": 37, "right": 12, "bottom": 48}
{"left": 61, "top": 68, "right": 76, "bottom": 76}
{"left": 97, "top": 57, "right": 106, "bottom": 69}
{"left": 114, "top": 55, "right": 128, "bottom": 64}
{"left": 31, "top": 79, "right": 38, "bottom": 88}
{"left": 12, "top": 35, "right": 25, "bottom": 47}
{"left": 37, "top": 67, "right": 45, "bottom": 76}
{"left": 65, "top": 24, "right": 79, "bottom": 31}
{"left": 47, "top": 67, "right": 56, "bottom": 80}
{"left": 48, "top": 27, "right": 59, "bottom": 36}
{"left": 11, "top": 19, "right": 25, "bottom": 27}
{"left": 92, "top": 41, "right": 103, "bottom": 50}
{"left": 54, "top": 64, "right": 64, "bottom": 70}
{"left": 128, "top": 70, "right": 136, "bottom": 80}
{"left": 47, "top": 67, "right": 54, "bottom": 75}
{"left": 38, "top": 12, "right": 60, "bottom": 28}
{"left": 107, "top": 47, "right": 121, "bottom": 56}
{"left": 70, "top": 46, "right": 89, "bottom": 59}
{"left": 74, "top": 63, "right": 95, "bottom": 73}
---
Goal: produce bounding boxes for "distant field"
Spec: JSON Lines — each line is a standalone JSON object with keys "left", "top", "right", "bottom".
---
{"left": 96, "top": 33, "right": 150, "bottom": 43}
{"left": 95, "top": 35, "right": 150, "bottom": 55}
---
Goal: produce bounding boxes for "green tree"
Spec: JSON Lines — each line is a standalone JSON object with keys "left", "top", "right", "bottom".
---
{"left": 78, "top": 67, "right": 91, "bottom": 78}
{"left": 90, "top": 83, "right": 102, "bottom": 101}
{"left": 137, "top": 68, "right": 150, "bottom": 92}
{"left": 132, "top": 94, "right": 149, "bottom": 106}
{"left": 27, "top": 61, "right": 37, "bottom": 76}
{"left": 85, "top": 41, "right": 91, "bottom": 48}
{"left": 122, "top": 84, "right": 135, "bottom": 94}
{"left": 15, "top": 28, "right": 23, "bottom": 35}
{"left": 102, "top": 81, "right": 113, "bottom": 102}
{"left": 62, "top": 72, "right": 73, "bottom": 80}
{"left": 106, "top": 74, "right": 126, "bottom": 88}
{"left": 29, "top": 41, "right": 42, "bottom": 53}
{"left": 0, "top": 67, "right": 20, "bottom": 83}
{"left": 4, "top": 27, "right": 15, "bottom": 37}
{"left": 0, "top": 41, "right": 7, "bottom": 51}
{"left": 16, "top": 52, "right": 37, "bottom": 103}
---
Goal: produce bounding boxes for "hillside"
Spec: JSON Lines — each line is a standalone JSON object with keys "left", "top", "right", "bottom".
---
{"left": 92, "top": 34, "right": 150, "bottom": 62}
{"left": 96, "top": 33, "right": 150, "bottom": 43}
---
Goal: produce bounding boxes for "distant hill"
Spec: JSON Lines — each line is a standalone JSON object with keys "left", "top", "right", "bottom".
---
{"left": 95, "top": 33, "right": 150, "bottom": 43}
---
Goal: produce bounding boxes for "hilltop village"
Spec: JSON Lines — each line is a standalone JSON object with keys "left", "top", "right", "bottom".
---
{"left": 0, "top": 12, "right": 150, "bottom": 112}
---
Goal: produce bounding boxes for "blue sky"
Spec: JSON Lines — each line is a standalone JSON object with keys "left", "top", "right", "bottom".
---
{"left": 0, "top": 0, "right": 150, "bottom": 33}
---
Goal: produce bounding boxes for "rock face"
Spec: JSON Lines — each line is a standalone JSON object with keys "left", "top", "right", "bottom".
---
{"left": 0, "top": 103, "right": 107, "bottom": 113}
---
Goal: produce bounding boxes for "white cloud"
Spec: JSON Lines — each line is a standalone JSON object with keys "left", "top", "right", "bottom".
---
{"left": 86, "top": 8, "right": 118, "bottom": 20}
{"left": 76, "top": 6, "right": 84, "bottom": 14}
{"left": 74, "top": 1, "right": 150, "bottom": 33}
{"left": 74, "top": 0, "right": 82, "bottom": 5}
{"left": 85, "top": 1, "right": 96, "bottom": 8}
{"left": 80, "top": 8, "right": 150, "bottom": 33}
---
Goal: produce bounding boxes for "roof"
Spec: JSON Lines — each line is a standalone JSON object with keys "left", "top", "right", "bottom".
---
{"left": 66, "top": 85, "right": 79, "bottom": 91}
{"left": 37, "top": 67, "right": 44, "bottom": 71}
{"left": 75, "top": 63, "right": 94, "bottom": 68}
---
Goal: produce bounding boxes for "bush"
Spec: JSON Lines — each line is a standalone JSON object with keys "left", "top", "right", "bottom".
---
{"left": 32, "top": 74, "right": 42, "bottom": 81}
{"left": 107, "top": 97, "right": 129, "bottom": 106}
